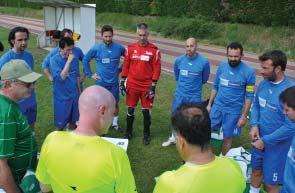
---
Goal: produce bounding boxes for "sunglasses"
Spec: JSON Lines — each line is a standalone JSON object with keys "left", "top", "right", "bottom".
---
{"left": 11, "top": 79, "right": 36, "bottom": 88}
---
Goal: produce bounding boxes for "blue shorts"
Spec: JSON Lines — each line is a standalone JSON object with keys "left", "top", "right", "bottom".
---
{"left": 20, "top": 105, "right": 37, "bottom": 125}
{"left": 97, "top": 82, "right": 119, "bottom": 103}
{"left": 210, "top": 105, "right": 241, "bottom": 138}
{"left": 251, "top": 143, "right": 290, "bottom": 185}
{"left": 54, "top": 98, "right": 79, "bottom": 129}
{"left": 172, "top": 95, "right": 201, "bottom": 113}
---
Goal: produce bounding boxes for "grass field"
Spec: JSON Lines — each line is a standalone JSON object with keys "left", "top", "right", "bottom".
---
{"left": 0, "top": 27, "right": 252, "bottom": 193}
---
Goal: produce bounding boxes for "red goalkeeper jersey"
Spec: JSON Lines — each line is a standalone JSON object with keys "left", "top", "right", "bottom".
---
{"left": 121, "top": 42, "right": 161, "bottom": 91}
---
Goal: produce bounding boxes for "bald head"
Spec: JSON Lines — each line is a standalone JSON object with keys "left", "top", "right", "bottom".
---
{"left": 186, "top": 37, "right": 197, "bottom": 57}
{"left": 186, "top": 38, "right": 196, "bottom": 46}
{"left": 79, "top": 85, "right": 115, "bottom": 113}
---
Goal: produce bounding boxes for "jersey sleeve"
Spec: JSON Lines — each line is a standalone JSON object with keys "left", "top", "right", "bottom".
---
{"left": 250, "top": 83, "right": 261, "bottom": 127}
{"left": 121, "top": 47, "right": 130, "bottom": 77}
{"left": 50, "top": 57, "right": 66, "bottom": 82}
{"left": 36, "top": 134, "right": 52, "bottom": 185}
{"left": 114, "top": 149, "right": 137, "bottom": 193}
{"left": 173, "top": 58, "right": 180, "bottom": 81}
{"left": 212, "top": 64, "right": 222, "bottom": 91}
{"left": 0, "top": 115, "right": 16, "bottom": 158}
{"left": 82, "top": 46, "right": 97, "bottom": 78}
{"left": 153, "top": 171, "right": 175, "bottom": 193}
{"left": 78, "top": 48, "right": 84, "bottom": 61}
{"left": 0, "top": 53, "right": 9, "bottom": 69}
{"left": 202, "top": 58, "right": 210, "bottom": 84}
{"left": 245, "top": 68, "right": 256, "bottom": 101}
{"left": 41, "top": 52, "right": 51, "bottom": 70}
{"left": 151, "top": 48, "right": 161, "bottom": 81}
{"left": 261, "top": 116, "right": 295, "bottom": 146}
{"left": 41, "top": 48, "right": 58, "bottom": 70}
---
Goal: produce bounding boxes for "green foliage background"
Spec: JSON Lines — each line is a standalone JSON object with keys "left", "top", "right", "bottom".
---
{"left": 1, "top": 0, "right": 295, "bottom": 27}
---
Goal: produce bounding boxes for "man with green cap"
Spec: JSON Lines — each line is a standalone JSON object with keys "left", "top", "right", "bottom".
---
{"left": 0, "top": 59, "right": 42, "bottom": 193}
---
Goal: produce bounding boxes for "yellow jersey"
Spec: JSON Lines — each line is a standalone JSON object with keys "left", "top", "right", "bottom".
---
{"left": 36, "top": 131, "right": 137, "bottom": 193}
{"left": 153, "top": 156, "right": 245, "bottom": 193}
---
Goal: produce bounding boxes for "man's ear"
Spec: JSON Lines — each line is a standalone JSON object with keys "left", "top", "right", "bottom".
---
{"left": 176, "top": 134, "right": 185, "bottom": 150}
{"left": 2, "top": 80, "right": 11, "bottom": 89}
{"left": 98, "top": 105, "right": 106, "bottom": 115}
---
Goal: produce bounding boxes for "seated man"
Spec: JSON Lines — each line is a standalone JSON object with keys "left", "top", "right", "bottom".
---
{"left": 153, "top": 103, "right": 246, "bottom": 193}
{"left": 36, "top": 85, "right": 137, "bottom": 193}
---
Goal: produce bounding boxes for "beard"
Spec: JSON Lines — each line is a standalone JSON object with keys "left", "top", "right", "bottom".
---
{"left": 228, "top": 59, "right": 241, "bottom": 68}
{"left": 265, "top": 70, "right": 277, "bottom": 82}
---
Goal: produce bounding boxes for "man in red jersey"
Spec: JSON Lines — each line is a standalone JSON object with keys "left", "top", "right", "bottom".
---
{"left": 120, "top": 23, "right": 161, "bottom": 145}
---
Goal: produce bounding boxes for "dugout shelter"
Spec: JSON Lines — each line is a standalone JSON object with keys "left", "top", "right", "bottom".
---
{"left": 26, "top": 0, "right": 96, "bottom": 53}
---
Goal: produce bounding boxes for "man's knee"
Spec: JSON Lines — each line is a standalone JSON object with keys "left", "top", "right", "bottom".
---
{"left": 264, "top": 184, "right": 279, "bottom": 193}
{"left": 127, "top": 107, "right": 135, "bottom": 117}
{"left": 223, "top": 137, "right": 233, "bottom": 144}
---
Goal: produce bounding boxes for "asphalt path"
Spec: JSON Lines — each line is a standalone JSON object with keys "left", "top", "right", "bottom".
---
{"left": 0, "top": 14, "right": 294, "bottom": 84}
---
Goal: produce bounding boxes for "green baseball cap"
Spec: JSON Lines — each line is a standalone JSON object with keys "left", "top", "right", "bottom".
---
{"left": 0, "top": 59, "right": 42, "bottom": 83}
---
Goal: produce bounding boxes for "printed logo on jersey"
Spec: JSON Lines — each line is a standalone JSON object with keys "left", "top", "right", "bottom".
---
{"left": 220, "top": 78, "right": 229, "bottom": 86}
{"left": 180, "top": 70, "right": 188, "bottom": 76}
{"left": 131, "top": 54, "right": 140, "bottom": 59}
{"left": 258, "top": 97, "right": 266, "bottom": 107}
{"left": 145, "top": 51, "right": 153, "bottom": 56}
{"left": 188, "top": 62, "right": 192, "bottom": 66}
{"left": 102, "top": 58, "right": 110, "bottom": 63}
{"left": 180, "top": 70, "right": 200, "bottom": 77}
{"left": 287, "top": 147, "right": 295, "bottom": 165}
{"left": 258, "top": 97, "right": 278, "bottom": 112}
{"left": 140, "top": 55, "right": 150, "bottom": 61}
{"left": 220, "top": 78, "right": 243, "bottom": 88}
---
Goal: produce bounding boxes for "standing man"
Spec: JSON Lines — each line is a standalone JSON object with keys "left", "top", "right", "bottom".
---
{"left": 42, "top": 28, "right": 84, "bottom": 83}
{"left": 280, "top": 86, "right": 295, "bottom": 193}
{"left": 50, "top": 37, "right": 80, "bottom": 130}
{"left": 0, "top": 27, "right": 37, "bottom": 128}
{"left": 83, "top": 25, "right": 125, "bottom": 130}
{"left": 206, "top": 42, "right": 256, "bottom": 155}
{"left": 249, "top": 50, "right": 295, "bottom": 193}
{"left": 162, "top": 37, "right": 210, "bottom": 147}
{"left": 154, "top": 103, "right": 246, "bottom": 193}
{"left": 36, "top": 86, "right": 137, "bottom": 193}
{"left": 0, "top": 59, "right": 42, "bottom": 193}
{"left": 120, "top": 23, "right": 161, "bottom": 145}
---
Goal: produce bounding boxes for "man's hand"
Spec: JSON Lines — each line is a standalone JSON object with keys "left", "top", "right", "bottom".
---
{"left": 249, "top": 126, "right": 260, "bottom": 141}
{"left": 67, "top": 54, "right": 74, "bottom": 63}
{"left": 91, "top": 73, "right": 100, "bottom": 81}
{"left": 237, "top": 115, "right": 247, "bottom": 128}
{"left": 146, "top": 85, "right": 156, "bottom": 99}
{"left": 252, "top": 139, "right": 265, "bottom": 150}
{"left": 206, "top": 105, "right": 211, "bottom": 113}
{"left": 119, "top": 78, "right": 127, "bottom": 96}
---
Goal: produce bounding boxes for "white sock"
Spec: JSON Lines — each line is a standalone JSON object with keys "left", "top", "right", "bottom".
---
{"left": 249, "top": 185, "right": 260, "bottom": 193}
{"left": 112, "top": 116, "right": 118, "bottom": 126}
{"left": 219, "top": 153, "right": 224, "bottom": 157}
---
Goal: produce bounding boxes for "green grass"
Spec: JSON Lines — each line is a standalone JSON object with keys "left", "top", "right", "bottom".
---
{"left": 0, "top": 27, "right": 252, "bottom": 193}
{"left": 0, "top": 7, "right": 43, "bottom": 19}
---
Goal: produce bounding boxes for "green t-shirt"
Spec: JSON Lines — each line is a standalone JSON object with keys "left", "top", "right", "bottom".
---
{"left": 36, "top": 131, "right": 137, "bottom": 193}
{"left": 0, "top": 95, "right": 36, "bottom": 183}
{"left": 153, "top": 156, "right": 246, "bottom": 193}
